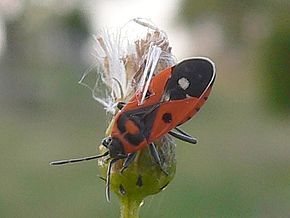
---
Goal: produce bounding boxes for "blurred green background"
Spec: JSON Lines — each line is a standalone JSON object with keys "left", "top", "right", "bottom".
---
{"left": 0, "top": 0, "right": 289, "bottom": 217}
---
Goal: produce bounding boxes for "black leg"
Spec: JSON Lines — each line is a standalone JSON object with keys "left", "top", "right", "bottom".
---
{"left": 112, "top": 78, "right": 124, "bottom": 100}
{"left": 120, "top": 152, "right": 137, "bottom": 173}
{"left": 149, "top": 143, "right": 168, "bottom": 175}
{"left": 117, "top": 102, "right": 126, "bottom": 110}
{"left": 168, "top": 129, "right": 197, "bottom": 144}
{"left": 97, "top": 175, "right": 106, "bottom": 182}
{"left": 175, "top": 127, "right": 195, "bottom": 138}
{"left": 105, "top": 158, "right": 119, "bottom": 202}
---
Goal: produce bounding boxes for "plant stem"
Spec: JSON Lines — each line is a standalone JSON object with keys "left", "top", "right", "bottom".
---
{"left": 120, "top": 198, "right": 142, "bottom": 218}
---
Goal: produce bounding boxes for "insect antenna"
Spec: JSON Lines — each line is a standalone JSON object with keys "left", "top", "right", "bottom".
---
{"left": 49, "top": 151, "right": 110, "bottom": 165}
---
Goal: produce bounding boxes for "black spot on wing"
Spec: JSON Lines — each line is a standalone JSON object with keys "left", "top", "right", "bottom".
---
{"left": 164, "top": 58, "right": 215, "bottom": 100}
{"left": 162, "top": 113, "right": 172, "bottom": 123}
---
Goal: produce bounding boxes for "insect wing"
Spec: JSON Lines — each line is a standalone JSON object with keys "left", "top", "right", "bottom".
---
{"left": 112, "top": 58, "right": 215, "bottom": 150}
{"left": 149, "top": 58, "right": 216, "bottom": 141}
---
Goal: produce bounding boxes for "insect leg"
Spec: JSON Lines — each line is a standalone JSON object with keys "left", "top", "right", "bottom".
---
{"left": 120, "top": 152, "right": 137, "bottom": 173}
{"left": 175, "top": 127, "right": 196, "bottom": 138}
{"left": 97, "top": 175, "right": 106, "bottom": 182}
{"left": 117, "top": 102, "right": 126, "bottom": 110}
{"left": 149, "top": 143, "right": 168, "bottom": 175}
{"left": 168, "top": 129, "right": 197, "bottom": 144}
{"left": 112, "top": 77, "right": 124, "bottom": 100}
{"left": 105, "top": 158, "right": 120, "bottom": 202}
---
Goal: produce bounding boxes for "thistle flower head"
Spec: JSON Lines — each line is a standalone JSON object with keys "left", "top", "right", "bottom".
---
{"left": 80, "top": 18, "right": 176, "bottom": 114}
{"left": 81, "top": 18, "right": 178, "bottom": 216}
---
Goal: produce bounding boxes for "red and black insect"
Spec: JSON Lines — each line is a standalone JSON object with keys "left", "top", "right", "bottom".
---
{"left": 50, "top": 57, "right": 216, "bottom": 201}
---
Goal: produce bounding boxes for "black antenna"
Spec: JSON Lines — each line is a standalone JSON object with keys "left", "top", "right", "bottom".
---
{"left": 49, "top": 151, "right": 109, "bottom": 165}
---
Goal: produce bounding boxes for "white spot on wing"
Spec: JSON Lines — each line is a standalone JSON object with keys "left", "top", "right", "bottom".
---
{"left": 178, "top": 77, "right": 190, "bottom": 90}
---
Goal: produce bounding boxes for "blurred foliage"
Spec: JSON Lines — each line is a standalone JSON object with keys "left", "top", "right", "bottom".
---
{"left": 179, "top": 0, "right": 290, "bottom": 44}
{"left": 179, "top": 0, "right": 290, "bottom": 115}
{"left": 261, "top": 22, "right": 290, "bottom": 114}
{"left": 61, "top": 9, "right": 90, "bottom": 36}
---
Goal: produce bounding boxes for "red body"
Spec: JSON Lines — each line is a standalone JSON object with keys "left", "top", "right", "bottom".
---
{"left": 111, "top": 58, "right": 215, "bottom": 154}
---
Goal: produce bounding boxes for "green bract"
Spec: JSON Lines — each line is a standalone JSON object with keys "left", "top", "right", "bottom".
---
{"left": 98, "top": 123, "right": 176, "bottom": 218}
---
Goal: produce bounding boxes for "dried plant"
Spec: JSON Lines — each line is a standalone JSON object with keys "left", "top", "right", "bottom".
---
{"left": 79, "top": 18, "right": 177, "bottom": 218}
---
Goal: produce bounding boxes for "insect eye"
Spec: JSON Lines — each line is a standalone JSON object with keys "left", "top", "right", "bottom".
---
{"left": 102, "top": 137, "right": 112, "bottom": 148}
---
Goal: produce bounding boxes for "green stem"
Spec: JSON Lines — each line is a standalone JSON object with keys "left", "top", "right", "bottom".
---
{"left": 120, "top": 198, "right": 142, "bottom": 218}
